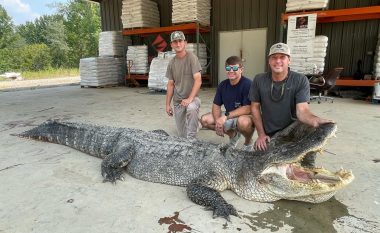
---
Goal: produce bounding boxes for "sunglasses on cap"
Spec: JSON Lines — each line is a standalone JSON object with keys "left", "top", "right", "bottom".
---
{"left": 225, "top": 65, "right": 240, "bottom": 72}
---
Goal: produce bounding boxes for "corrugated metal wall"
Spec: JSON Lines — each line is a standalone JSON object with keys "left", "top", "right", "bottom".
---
{"left": 211, "top": 0, "right": 286, "bottom": 85}
{"left": 99, "top": 0, "right": 123, "bottom": 31}
{"left": 98, "top": 0, "right": 172, "bottom": 30}
{"left": 212, "top": 0, "right": 380, "bottom": 83}
{"left": 96, "top": 0, "right": 380, "bottom": 85}
{"left": 315, "top": 0, "right": 380, "bottom": 77}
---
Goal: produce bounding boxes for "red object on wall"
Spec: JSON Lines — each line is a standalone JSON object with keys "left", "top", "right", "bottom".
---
{"left": 152, "top": 34, "right": 167, "bottom": 52}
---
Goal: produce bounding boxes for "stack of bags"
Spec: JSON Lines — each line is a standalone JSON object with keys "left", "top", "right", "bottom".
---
{"left": 286, "top": 0, "right": 329, "bottom": 12}
{"left": 186, "top": 43, "right": 207, "bottom": 74}
{"left": 373, "top": 32, "right": 380, "bottom": 79}
{"left": 121, "top": 0, "right": 160, "bottom": 28}
{"left": 98, "top": 31, "right": 125, "bottom": 57}
{"left": 80, "top": 57, "right": 124, "bottom": 86}
{"left": 290, "top": 35, "right": 328, "bottom": 74}
{"left": 126, "top": 45, "right": 149, "bottom": 74}
{"left": 172, "top": 0, "right": 211, "bottom": 26}
{"left": 80, "top": 30, "right": 127, "bottom": 87}
{"left": 148, "top": 52, "right": 176, "bottom": 91}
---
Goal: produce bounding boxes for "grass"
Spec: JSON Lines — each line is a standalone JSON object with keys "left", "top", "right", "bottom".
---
{"left": 0, "top": 68, "right": 79, "bottom": 81}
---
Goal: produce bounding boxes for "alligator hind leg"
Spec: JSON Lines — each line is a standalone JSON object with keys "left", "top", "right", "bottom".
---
{"left": 186, "top": 172, "right": 238, "bottom": 221}
{"left": 101, "top": 146, "right": 135, "bottom": 183}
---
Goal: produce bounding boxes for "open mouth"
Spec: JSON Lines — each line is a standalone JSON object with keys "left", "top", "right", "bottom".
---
{"left": 262, "top": 123, "right": 354, "bottom": 189}
{"left": 285, "top": 162, "right": 352, "bottom": 184}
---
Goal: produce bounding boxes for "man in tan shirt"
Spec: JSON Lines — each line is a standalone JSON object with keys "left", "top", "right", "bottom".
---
{"left": 165, "top": 31, "right": 202, "bottom": 139}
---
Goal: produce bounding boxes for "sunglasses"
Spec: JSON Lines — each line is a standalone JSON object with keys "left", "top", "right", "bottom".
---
{"left": 225, "top": 65, "right": 240, "bottom": 72}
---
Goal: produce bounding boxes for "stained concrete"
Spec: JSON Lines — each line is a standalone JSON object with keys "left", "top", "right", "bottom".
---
{"left": 0, "top": 85, "right": 379, "bottom": 233}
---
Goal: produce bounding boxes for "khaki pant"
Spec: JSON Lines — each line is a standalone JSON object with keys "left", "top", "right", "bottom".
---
{"left": 173, "top": 97, "right": 201, "bottom": 139}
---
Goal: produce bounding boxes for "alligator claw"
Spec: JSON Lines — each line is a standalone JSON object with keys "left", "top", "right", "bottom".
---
{"left": 208, "top": 203, "right": 238, "bottom": 221}
{"left": 101, "top": 165, "right": 124, "bottom": 183}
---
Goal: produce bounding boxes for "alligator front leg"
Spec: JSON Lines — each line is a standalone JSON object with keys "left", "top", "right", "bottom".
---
{"left": 101, "top": 146, "right": 135, "bottom": 183}
{"left": 186, "top": 172, "right": 238, "bottom": 221}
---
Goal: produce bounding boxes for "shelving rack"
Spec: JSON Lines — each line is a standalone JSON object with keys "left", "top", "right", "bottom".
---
{"left": 281, "top": 6, "right": 380, "bottom": 24}
{"left": 281, "top": 6, "right": 380, "bottom": 86}
{"left": 123, "top": 23, "right": 212, "bottom": 85}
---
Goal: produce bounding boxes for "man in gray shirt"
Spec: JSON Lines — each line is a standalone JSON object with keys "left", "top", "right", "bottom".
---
{"left": 249, "top": 43, "right": 332, "bottom": 166}
{"left": 166, "top": 31, "right": 202, "bottom": 139}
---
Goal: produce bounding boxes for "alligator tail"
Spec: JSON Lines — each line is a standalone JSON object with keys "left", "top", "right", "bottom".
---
{"left": 18, "top": 120, "right": 123, "bottom": 159}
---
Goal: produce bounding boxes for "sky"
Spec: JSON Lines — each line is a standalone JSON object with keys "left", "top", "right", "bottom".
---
{"left": 0, "top": 0, "right": 66, "bottom": 25}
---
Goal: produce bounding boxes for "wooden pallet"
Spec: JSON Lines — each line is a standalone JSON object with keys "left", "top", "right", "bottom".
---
{"left": 80, "top": 84, "right": 118, "bottom": 88}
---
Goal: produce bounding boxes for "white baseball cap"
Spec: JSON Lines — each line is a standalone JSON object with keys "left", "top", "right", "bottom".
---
{"left": 268, "top": 43, "right": 291, "bottom": 57}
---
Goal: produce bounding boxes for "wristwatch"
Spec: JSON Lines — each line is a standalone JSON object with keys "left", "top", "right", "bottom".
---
{"left": 224, "top": 112, "right": 230, "bottom": 119}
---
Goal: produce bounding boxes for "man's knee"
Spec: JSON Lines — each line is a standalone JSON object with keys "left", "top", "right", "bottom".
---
{"left": 186, "top": 97, "right": 201, "bottom": 112}
{"left": 200, "top": 113, "right": 212, "bottom": 128}
{"left": 237, "top": 115, "right": 253, "bottom": 130}
{"left": 186, "top": 102, "right": 200, "bottom": 112}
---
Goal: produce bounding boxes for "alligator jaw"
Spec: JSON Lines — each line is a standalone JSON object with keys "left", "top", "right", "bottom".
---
{"left": 258, "top": 124, "right": 354, "bottom": 203}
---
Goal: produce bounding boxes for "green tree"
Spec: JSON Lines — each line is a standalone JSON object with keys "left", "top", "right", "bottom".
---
{"left": 46, "top": 19, "right": 69, "bottom": 68}
{"left": 0, "top": 4, "right": 17, "bottom": 49}
{"left": 56, "top": 0, "right": 100, "bottom": 67}
{"left": 17, "top": 14, "right": 69, "bottom": 68}
{"left": 17, "top": 14, "right": 63, "bottom": 45}
{"left": 0, "top": 44, "right": 52, "bottom": 73}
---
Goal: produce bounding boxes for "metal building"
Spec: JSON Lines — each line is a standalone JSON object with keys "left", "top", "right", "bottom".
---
{"left": 90, "top": 0, "right": 380, "bottom": 86}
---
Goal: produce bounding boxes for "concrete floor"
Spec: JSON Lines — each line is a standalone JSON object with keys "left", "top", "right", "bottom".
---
{"left": 0, "top": 85, "right": 379, "bottom": 233}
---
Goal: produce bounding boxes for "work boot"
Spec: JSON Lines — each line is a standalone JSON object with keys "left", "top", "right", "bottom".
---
{"left": 301, "top": 151, "right": 316, "bottom": 168}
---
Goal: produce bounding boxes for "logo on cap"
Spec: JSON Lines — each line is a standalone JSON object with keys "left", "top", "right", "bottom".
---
{"left": 268, "top": 43, "right": 291, "bottom": 57}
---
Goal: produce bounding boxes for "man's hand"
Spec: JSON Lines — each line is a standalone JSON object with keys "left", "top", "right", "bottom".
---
{"left": 181, "top": 97, "right": 193, "bottom": 107}
{"left": 254, "top": 135, "right": 271, "bottom": 151}
{"left": 314, "top": 118, "right": 334, "bottom": 128}
{"left": 166, "top": 105, "right": 173, "bottom": 116}
{"left": 215, "top": 116, "right": 227, "bottom": 137}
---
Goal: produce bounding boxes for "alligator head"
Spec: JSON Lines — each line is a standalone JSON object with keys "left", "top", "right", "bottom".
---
{"left": 237, "top": 121, "right": 354, "bottom": 203}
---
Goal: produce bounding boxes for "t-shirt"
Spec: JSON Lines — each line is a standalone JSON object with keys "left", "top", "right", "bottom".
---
{"left": 248, "top": 70, "right": 310, "bottom": 135}
{"left": 166, "top": 52, "right": 202, "bottom": 104}
{"left": 213, "top": 76, "right": 252, "bottom": 113}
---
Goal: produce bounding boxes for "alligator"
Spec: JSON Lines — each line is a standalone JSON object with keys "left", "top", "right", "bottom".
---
{"left": 18, "top": 120, "right": 354, "bottom": 220}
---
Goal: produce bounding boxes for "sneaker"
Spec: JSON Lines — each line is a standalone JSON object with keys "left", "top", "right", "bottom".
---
{"left": 229, "top": 131, "right": 241, "bottom": 148}
{"left": 242, "top": 144, "right": 254, "bottom": 151}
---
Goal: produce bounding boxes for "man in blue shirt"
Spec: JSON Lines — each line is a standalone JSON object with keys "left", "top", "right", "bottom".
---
{"left": 200, "top": 56, "right": 254, "bottom": 150}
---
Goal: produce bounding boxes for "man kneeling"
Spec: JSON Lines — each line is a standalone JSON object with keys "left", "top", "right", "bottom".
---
{"left": 200, "top": 56, "right": 254, "bottom": 150}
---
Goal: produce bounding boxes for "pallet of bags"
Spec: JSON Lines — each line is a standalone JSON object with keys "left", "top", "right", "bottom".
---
{"left": 172, "top": 0, "right": 211, "bottom": 26}
{"left": 289, "top": 35, "right": 328, "bottom": 74}
{"left": 126, "top": 45, "right": 149, "bottom": 74}
{"left": 121, "top": 0, "right": 160, "bottom": 28}
{"left": 80, "top": 57, "right": 123, "bottom": 87}
{"left": 286, "top": 0, "right": 329, "bottom": 12}
{"left": 99, "top": 31, "right": 125, "bottom": 57}
{"left": 148, "top": 52, "right": 176, "bottom": 91}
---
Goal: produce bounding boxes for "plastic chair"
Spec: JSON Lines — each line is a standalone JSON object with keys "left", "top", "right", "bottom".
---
{"left": 309, "top": 67, "right": 344, "bottom": 103}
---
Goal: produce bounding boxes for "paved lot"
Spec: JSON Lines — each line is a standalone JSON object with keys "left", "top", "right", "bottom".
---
{"left": 0, "top": 84, "right": 379, "bottom": 233}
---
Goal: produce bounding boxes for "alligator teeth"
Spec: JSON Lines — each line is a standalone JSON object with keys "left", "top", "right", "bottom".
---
{"left": 314, "top": 174, "right": 341, "bottom": 181}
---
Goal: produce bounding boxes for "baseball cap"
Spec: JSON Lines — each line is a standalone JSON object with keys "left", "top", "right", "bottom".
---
{"left": 170, "top": 31, "right": 186, "bottom": 42}
{"left": 268, "top": 43, "right": 291, "bottom": 57}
